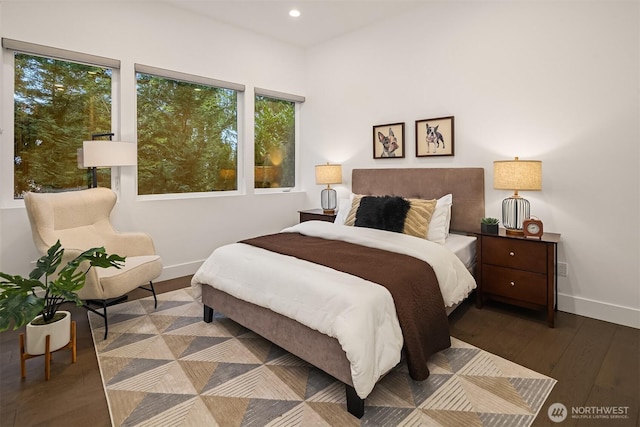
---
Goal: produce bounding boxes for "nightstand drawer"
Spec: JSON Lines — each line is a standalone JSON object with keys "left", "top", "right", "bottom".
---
{"left": 482, "top": 236, "right": 547, "bottom": 273}
{"left": 299, "top": 209, "right": 336, "bottom": 223}
{"left": 482, "top": 265, "right": 547, "bottom": 305}
{"left": 301, "top": 212, "right": 334, "bottom": 222}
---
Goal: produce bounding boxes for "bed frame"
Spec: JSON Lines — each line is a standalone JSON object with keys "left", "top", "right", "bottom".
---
{"left": 202, "top": 167, "right": 485, "bottom": 418}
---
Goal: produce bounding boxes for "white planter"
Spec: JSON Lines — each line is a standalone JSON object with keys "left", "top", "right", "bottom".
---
{"left": 26, "top": 311, "right": 71, "bottom": 355}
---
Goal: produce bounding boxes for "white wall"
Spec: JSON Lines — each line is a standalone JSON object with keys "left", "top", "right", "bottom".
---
{"left": 0, "top": 3, "right": 3, "bottom": 264}
{"left": 303, "top": 1, "right": 640, "bottom": 328}
{"left": 0, "top": 1, "right": 307, "bottom": 280}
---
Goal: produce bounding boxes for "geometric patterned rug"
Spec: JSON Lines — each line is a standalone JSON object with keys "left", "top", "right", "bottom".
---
{"left": 88, "top": 288, "right": 557, "bottom": 427}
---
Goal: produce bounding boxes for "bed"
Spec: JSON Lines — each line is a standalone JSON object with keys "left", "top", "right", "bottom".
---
{"left": 191, "top": 167, "right": 485, "bottom": 418}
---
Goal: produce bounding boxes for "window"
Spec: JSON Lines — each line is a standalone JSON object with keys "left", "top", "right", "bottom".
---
{"left": 254, "top": 93, "right": 298, "bottom": 189}
{"left": 136, "top": 66, "right": 241, "bottom": 195}
{"left": 13, "top": 53, "right": 113, "bottom": 198}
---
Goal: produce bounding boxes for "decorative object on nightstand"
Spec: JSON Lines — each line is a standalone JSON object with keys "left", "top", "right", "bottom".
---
{"left": 523, "top": 217, "right": 544, "bottom": 239}
{"left": 480, "top": 217, "right": 499, "bottom": 234}
{"left": 493, "top": 157, "right": 542, "bottom": 235}
{"left": 315, "top": 163, "right": 342, "bottom": 214}
{"left": 476, "top": 229, "right": 560, "bottom": 327}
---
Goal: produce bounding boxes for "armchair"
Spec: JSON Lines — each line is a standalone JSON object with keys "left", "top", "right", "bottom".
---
{"left": 24, "top": 188, "right": 163, "bottom": 339}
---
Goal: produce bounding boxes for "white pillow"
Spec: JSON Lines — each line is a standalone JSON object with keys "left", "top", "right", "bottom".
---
{"left": 444, "top": 201, "right": 453, "bottom": 236}
{"left": 426, "top": 194, "right": 453, "bottom": 244}
{"left": 334, "top": 197, "right": 352, "bottom": 225}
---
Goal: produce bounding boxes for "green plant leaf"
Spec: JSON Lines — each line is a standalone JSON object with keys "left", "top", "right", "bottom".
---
{"left": 0, "top": 272, "right": 45, "bottom": 293}
{"left": 481, "top": 217, "right": 499, "bottom": 225}
{"left": 0, "top": 292, "right": 44, "bottom": 331}
{"left": 29, "top": 240, "right": 64, "bottom": 280}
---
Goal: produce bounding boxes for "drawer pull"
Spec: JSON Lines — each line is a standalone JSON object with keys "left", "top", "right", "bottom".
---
{"left": 510, "top": 281, "right": 515, "bottom": 286}
{"left": 509, "top": 251, "right": 515, "bottom": 257}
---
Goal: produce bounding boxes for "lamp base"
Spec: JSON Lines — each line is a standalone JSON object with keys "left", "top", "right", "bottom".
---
{"left": 322, "top": 209, "right": 336, "bottom": 215}
{"left": 505, "top": 228, "right": 525, "bottom": 236}
{"left": 321, "top": 187, "right": 337, "bottom": 214}
{"left": 502, "top": 195, "right": 530, "bottom": 233}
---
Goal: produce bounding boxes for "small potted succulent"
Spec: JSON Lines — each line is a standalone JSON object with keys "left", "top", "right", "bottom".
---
{"left": 0, "top": 240, "right": 124, "bottom": 354}
{"left": 481, "top": 217, "right": 499, "bottom": 234}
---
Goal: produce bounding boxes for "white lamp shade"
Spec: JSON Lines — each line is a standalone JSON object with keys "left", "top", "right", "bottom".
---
{"left": 82, "top": 141, "right": 137, "bottom": 167}
{"left": 315, "top": 163, "right": 342, "bottom": 185}
{"left": 494, "top": 157, "right": 542, "bottom": 191}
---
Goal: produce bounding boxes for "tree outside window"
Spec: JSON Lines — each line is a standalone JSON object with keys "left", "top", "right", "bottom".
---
{"left": 254, "top": 95, "right": 295, "bottom": 189}
{"left": 136, "top": 73, "right": 238, "bottom": 195}
{"left": 13, "top": 53, "right": 112, "bottom": 198}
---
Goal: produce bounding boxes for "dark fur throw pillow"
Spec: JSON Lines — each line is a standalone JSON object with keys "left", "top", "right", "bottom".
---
{"left": 354, "top": 196, "right": 410, "bottom": 233}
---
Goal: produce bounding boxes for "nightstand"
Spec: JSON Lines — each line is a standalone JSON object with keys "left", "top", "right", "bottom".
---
{"left": 476, "top": 229, "right": 561, "bottom": 327}
{"left": 299, "top": 209, "right": 336, "bottom": 223}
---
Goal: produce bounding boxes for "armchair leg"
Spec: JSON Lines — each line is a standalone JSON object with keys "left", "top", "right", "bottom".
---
{"left": 138, "top": 281, "right": 158, "bottom": 308}
{"left": 84, "top": 281, "right": 157, "bottom": 340}
{"left": 83, "top": 299, "right": 110, "bottom": 340}
{"left": 102, "top": 301, "right": 109, "bottom": 340}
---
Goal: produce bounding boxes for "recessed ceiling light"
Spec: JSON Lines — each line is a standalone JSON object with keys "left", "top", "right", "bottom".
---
{"left": 289, "top": 9, "right": 301, "bottom": 18}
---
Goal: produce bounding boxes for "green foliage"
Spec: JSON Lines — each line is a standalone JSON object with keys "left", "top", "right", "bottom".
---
{"left": 0, "top": 240, "right": 125, "bottom": 331}
{"left": 136, "top": 73, "right": 238, "bottom": 194}
{"left": 481, "top": 217, "right": 499, "bottom": 225}
{"left": 14, "top": 55, "right": 297, "bottom": 196}
{"left": 254, "top": 95, "right": 295, "bottom": 188}
{"left": 13, "top": 53, "right": 112, "bottom": 198}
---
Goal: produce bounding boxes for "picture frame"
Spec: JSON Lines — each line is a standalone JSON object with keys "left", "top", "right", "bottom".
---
{"left": 373, "top": 122, "right": 405, "bottom": 159}
{"left": 415, "top": 116, "right": 454, "bottom": 157}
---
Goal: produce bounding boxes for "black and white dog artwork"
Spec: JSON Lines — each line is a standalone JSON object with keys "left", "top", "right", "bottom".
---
{"left": 425, "top": 123, "right": 444, "bottom": 153}
{"left": 378, "top": 128, "right": 399, "bottom": 157}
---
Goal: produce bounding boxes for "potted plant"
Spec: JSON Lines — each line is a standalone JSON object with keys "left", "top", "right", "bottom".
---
{"left": 0, "top": 240, "right": 124, "bottom": 354}
{"left": 481, "top": 217, "right": 499, "bottom": 234}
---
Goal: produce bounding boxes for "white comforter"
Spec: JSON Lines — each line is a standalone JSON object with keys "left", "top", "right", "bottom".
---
{"left": 191, "top": 221, "right": 476, "bottom": 399}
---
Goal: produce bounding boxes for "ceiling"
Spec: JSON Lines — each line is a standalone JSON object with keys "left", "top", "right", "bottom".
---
{"left": 163, "top": 1, "right": 425, "bottom": 48}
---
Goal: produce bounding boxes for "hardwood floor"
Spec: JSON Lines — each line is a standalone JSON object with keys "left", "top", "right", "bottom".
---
{"left": 449, "top": 299, "right": 639, "bottom": 426}
{"left": 1, "top": 277, "right": 637, "bottom": 426}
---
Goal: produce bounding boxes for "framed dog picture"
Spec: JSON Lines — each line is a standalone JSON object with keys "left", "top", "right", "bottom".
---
{"left": 373, "top": 122, "right": 405, "bottom": 159}
{"left": 415, "top": 116, "right": 454, "bottom": 157}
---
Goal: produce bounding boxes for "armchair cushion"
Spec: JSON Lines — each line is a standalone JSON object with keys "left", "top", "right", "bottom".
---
{"left": 82, "top": 255, "right": 163, "bottom": 300}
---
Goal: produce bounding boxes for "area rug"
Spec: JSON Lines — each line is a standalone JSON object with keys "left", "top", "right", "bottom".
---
{"left": 88, "top": 288, "right": 556, "bottom": 427}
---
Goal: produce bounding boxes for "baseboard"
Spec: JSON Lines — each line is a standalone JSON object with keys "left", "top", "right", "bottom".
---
{"left": 156, "top": 260, "right": 205, "bottom": 283}
{"left": 558, "top": 293, "right": 640, "bottom": 329}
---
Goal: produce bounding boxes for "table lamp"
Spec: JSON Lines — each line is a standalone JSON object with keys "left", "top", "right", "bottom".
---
{"left": 315, "top": 163, "right": 342, "bottom": 214}
{"left": 493, "top": 156, "right": 542, "bottom": 235}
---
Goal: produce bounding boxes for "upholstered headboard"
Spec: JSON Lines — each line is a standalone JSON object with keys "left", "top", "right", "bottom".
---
{"left": 352, "top": 168, "right": 485, "bottom": 233}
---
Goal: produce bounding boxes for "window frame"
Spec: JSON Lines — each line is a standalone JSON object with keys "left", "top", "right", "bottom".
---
{"left": 1, "top": 39, "right": 120, "bottom": 207}
{"left": 253, "top": 88, "right": 304, "bottom": 194}
{"left": 134, "top": 64, "right": 245, "bottom": 200}
{"left": 0, "top": 41, "right": 306, "bottom": 205}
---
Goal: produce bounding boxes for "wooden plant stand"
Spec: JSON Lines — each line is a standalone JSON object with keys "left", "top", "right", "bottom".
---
{"left": 19, "top": 320, "right": 77, "bottom": 380}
